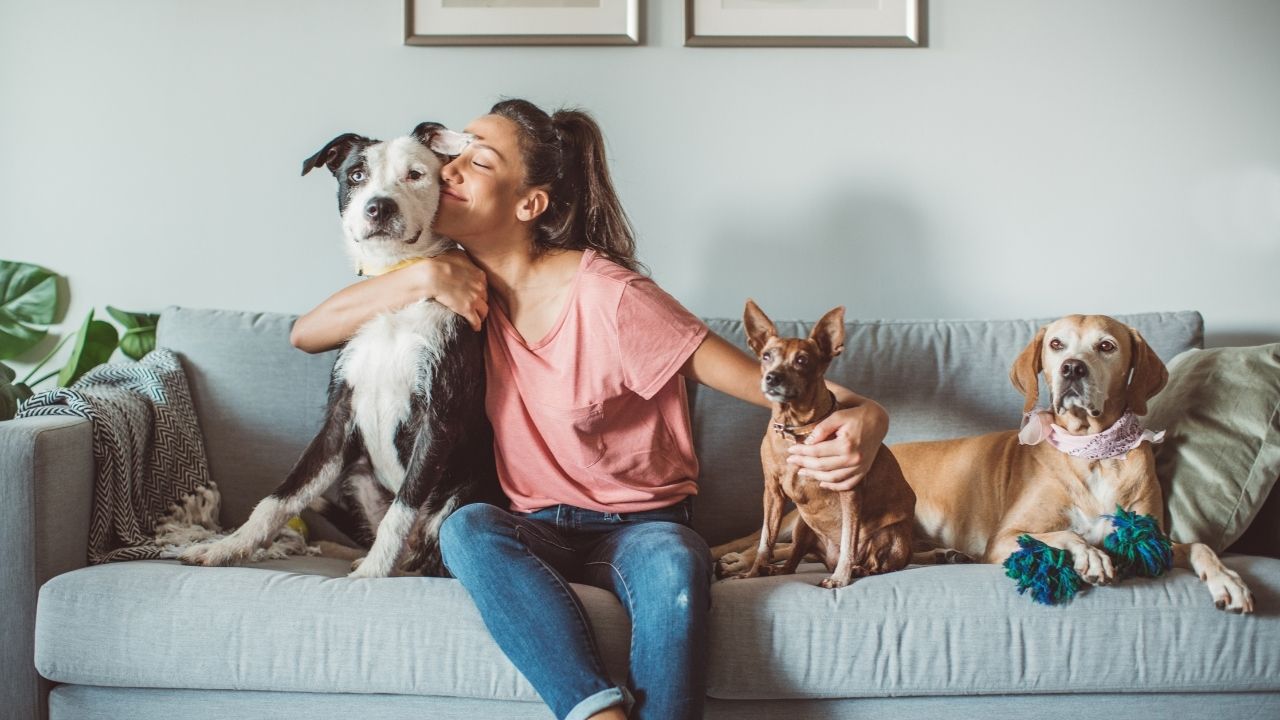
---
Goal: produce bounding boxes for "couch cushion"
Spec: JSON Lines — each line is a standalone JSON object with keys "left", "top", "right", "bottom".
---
{"left": 156, "top": 307, "right": 340, "bottom": 529}
{"left": 1145, "top": 344, "right": 1280, "bottom": 551}
{"left": 39, "top": 555, "right": 1278, "bottom": 701}
{"left": 35, "top": 558, "right": 631, "bottom": 699}
{"left": 707, "top": 556, "right": 1280, "bottom": 699}
{"left": 690, "top": 311, "right": 1203, "bottom": 545}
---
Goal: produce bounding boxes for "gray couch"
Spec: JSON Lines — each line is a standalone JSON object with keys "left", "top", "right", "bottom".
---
{"left": 4, "top": 306, "right": 1278, "bottom": 720}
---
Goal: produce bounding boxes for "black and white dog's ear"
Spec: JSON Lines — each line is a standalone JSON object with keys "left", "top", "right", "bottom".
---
{"left": 301, "top": 133, "right": 373, "bottom": 177}
{"left": 412, "top": 122, "right": 473, "bottom": 157}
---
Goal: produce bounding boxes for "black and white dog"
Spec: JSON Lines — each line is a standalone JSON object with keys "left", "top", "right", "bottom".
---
{"left": 180, "top": 123, "right": 501, "bottom": 578}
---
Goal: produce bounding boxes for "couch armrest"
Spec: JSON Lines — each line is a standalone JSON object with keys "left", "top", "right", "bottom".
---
{"left": 0, "top": 415, "right": 93, "bottom": 720}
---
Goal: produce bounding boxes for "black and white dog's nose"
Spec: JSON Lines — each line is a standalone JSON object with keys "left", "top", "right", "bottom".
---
{"left": 1060, "top": 359, "right": 1088, "bottom": 380}
{"left": 365, "top": 196, "right": 397, "bottom": 221}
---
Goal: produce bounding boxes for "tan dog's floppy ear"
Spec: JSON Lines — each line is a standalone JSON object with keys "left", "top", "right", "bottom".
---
{"left": 743, "top": 299, "right": 777, "bottom": 356}
{"left": 810, "top": 306, "right": 846, "bottom": 360}
{"left": 1126, "top": 326, "right": 1168, "bottom": 415}
{"left": 1010, "top": 326, "right": 1047, "bottom": 414}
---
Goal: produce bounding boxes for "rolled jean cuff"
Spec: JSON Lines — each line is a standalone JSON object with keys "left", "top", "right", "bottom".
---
{"left": 564, "top": 686, "right": 632, "bottom": 720}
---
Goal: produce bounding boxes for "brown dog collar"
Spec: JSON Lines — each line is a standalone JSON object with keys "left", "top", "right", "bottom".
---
{"left": 772, "top": 390, "right": 839, "bottom": 441}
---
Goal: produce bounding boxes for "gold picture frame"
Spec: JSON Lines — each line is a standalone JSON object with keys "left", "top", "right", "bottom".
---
{"left": 405, "top": 0, "right": 641, "bottom": 46}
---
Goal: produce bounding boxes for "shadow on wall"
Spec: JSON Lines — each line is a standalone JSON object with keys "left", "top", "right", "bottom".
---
{"left": 685, "top": 181, "right": 947, "bottom": 322}
{"left": 1205, "top": 331, "right": 1280, "bottom": 349}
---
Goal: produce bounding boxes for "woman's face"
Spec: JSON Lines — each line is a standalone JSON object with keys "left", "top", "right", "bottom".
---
{"left": 434, "top": 113, "right": 545, "bottom": 250}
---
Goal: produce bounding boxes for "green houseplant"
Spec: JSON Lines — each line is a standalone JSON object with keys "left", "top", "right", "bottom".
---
{"left": 0, "top": 259, "right": 159, "bottom": 420}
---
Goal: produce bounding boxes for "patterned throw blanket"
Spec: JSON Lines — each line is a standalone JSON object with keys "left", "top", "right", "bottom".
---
{"left": 17, "top": 348, "right": 314, "bottom": 564}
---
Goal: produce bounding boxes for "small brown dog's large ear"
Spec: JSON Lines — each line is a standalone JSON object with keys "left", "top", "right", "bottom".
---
{"left": 1010, "top": 326, "right": 1047, "bottom": 414}
{"left": 743, "top": 299, "right": 777, "bottom": 356}
{"left": 1126, "top": 326, "right": 1168, "bottom": 415}
{"left": 810, "top": 306, "right": 846, "bottom": 360}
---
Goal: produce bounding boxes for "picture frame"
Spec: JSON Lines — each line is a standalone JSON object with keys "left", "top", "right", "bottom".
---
{"left": 685, "top": 0, "right": 924, "bottom": 48}
{"left": 405, "top": 0, "right": 640, "bottom": 46}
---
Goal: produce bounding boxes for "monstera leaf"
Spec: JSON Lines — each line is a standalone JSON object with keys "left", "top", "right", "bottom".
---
{"left": 57, "top": 310, "right": 119, "bottom": 388}
{"left": 0, "top": 361, "right": 33, "bottom": 420}
{"left": 0, "top": 260, "right": 60, "bottom": 359}
{"left": 106, "top": 306, "right": 159, "bottom": 360}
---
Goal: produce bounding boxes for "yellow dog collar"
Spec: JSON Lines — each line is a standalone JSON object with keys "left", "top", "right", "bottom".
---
{"left": 358, "top": 257, "right": 425, "bottom": 277}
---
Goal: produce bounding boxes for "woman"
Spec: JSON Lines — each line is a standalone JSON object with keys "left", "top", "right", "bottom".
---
{"left": 290, "top": 99, "right": 888, "bottom": 720}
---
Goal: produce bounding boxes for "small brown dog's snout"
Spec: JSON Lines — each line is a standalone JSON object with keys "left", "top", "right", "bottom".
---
{"left": 1060, "top": 358, "right": 1088, "bottom": 381}
{"left": 764, "top": 371, "right": 781, "bottom": 387}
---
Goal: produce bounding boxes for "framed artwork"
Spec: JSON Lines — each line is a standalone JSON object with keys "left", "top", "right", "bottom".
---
{"left": 405, "top": 0, "right": 641, "bottom": 46}
{"left": 685, "top": 0, "right": 923, "bottom": 48}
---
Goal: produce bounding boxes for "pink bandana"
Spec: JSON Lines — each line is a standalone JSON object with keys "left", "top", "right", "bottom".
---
{"left": 1019, "top": 409, "right": 1165, "bottom": 461}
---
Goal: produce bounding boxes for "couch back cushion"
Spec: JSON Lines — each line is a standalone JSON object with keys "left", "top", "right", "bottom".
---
{"left": 158, "top": 306, "right": 1202, "bottom": 541}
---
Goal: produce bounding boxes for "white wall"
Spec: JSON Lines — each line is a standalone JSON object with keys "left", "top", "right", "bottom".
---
{"left": 2, "top": 0, "right": 1278, "bottom": 379}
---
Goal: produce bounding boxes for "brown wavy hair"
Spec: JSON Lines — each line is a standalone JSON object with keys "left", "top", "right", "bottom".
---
{"left": 490, "top": 99, "right": 643, "bottom": 274}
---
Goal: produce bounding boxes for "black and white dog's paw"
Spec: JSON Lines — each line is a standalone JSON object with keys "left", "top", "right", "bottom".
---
{"left": 348, "top": 554, "right": 394, "bottom": 579}
{"left": 178, "top": 538, "right": 252, "bottom": 567}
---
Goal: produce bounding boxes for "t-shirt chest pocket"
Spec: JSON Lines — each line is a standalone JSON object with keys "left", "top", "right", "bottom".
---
{"left": 527, "top": 399, "right": 606, "bottom": 469}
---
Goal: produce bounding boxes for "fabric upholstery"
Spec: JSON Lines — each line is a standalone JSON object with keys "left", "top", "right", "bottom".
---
{"left": 48, "top": 685, "right": 1280, "bottom": 720}
{"left": 36, "top": 558, "right": 630, "bottom": 699}
{"left": 0, "top": 415, "right": 93, "bottom": 720}
{"left": 1145, "top": 344, "right": 1280, "bottom": 550}
{"left": 707, "top": 557, "right": 1280, "bottom": 699}
{"left": 36, "top": 555, "right": 1280, "bottom": 700}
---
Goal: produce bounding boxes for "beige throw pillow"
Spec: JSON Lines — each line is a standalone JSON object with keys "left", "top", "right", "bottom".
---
{"left": 1144, "top": 344, "right": 1280, "bottom": 551}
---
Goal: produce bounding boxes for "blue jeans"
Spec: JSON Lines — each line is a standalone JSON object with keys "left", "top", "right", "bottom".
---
{"left": 439, "top": 498, "right": 710, "bottom": 720}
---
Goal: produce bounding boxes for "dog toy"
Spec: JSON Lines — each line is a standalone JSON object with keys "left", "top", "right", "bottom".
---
{"left": 286, "top": 515, "right": 309, "bottom": 541}
{"left": 1003, "top": 535, "right": 1083, "bottom": 606}
{"left": 1102, "top": 506, "right": 1172, "bottom": 579}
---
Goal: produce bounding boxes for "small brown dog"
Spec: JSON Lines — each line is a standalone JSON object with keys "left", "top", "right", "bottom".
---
{"left": 727, "top": 300, "right": 915, "bottom": 588}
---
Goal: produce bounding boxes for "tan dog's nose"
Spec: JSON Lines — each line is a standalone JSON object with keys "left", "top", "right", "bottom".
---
{"left": 1060, "top": 359, "right": 1088, "bottom": 380}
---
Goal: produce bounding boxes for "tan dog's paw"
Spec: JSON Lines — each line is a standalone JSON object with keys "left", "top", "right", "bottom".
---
{"left": 820, "top": 576, "right": 850, "bottom": 589}
{"left": 179, "top": 539, "right": 251, "bottom": 567}
{"left": 1207, "top": 566, "right": 1254, "bottom": 614}
{"left": 1072, "top": 545, "right": 1116, "bottom": 585}
{"left": 732, "top": 563, "right": 776, "bottom": 580}
{"left": 716, "top": 552, "right": 750, "bottom": 578}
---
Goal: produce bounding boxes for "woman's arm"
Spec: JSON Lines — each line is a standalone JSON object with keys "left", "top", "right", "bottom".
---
{"left": 290, "top": 250, "right": 488, "bottom": 353}
{"left": 679, "top": 332, "right": 889, "bottom": 492}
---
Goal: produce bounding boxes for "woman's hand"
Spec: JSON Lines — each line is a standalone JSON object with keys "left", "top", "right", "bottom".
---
{"left": 785, "top": 399, "right": 889, "bottom": 492}
{"left": 423, "top": 249, "right": 488, "bottom": 331}
{"left": 289, "top": 249, "right": 488, "bottom": 353}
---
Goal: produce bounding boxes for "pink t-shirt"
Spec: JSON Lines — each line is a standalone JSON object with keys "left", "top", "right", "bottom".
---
{"left": 484, "top": 249, "right": 709, "bottom": 513}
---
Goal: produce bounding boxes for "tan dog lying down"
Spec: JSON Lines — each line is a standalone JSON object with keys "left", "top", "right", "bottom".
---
{"left": 714, "top": 315, "right": 1253, "bottom": 613}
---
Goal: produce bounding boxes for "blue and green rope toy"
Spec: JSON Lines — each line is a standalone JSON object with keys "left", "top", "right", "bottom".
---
{"left": 1003, "top": 507, "right": 1172, "bottom": 606}
{"left": 1102, "top": 506, "right": 1173, "bottom": 579}
{"left": 1003, "top": 535, "right": 1083, "bottom": 606}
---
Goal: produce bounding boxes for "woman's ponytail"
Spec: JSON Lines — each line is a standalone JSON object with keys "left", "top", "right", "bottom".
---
{"left": 490, "top": 99, "right": 642, "bottom": 273}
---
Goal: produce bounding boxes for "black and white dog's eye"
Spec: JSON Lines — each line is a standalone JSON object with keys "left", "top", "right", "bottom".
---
{"left": 349, "top": 170, "right": 366, "bottom": 183}
{"left": 407, "top": 170, "right": 424, "bottom": 181}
